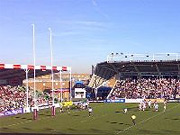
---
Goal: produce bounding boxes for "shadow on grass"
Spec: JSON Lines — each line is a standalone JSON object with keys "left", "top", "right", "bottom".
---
{"left": 125, "top": 123, "right": 131, "bottom": 126}
{"left": 164, "top": 117, "right": 180, "bottom": 121}
{"left": 127, "top": 107, "right": 139, "bottom": 112}
{"left": 73, "top": 114, "right": 80, "bottom": 117}
{"left": 172, "top": 118, "right": 179, "bottom": 121}
{"left": 110, "top": 121, "right": 118, "bottom": 124}
{"left": 115, "top": 111, "right": 121, "bottom": 113}
{"left": 0, "top": 127, "right": 9, "bottom": 130}
{"left": 107, "top": 121, "right": 125, "bottom": 125}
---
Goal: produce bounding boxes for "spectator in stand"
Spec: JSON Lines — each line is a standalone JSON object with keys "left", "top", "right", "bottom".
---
{"left": 0, "top": 85, "right": 49, "bottom": 113}
{"left": 109, "top": 78, "right": 180, "bottom": 100}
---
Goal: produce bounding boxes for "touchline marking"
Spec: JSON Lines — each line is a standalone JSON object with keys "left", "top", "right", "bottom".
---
{"left": 116, "top": 104, "right": 180, "bottom": 134}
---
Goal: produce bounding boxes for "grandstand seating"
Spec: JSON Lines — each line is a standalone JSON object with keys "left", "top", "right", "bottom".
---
{"left": 107, "top": 78, "right": 180, "bottom": 99}
{"left": 89, "top": 60, "right": 180, "bottom": 89}
{"left": 88, "top": 74, "right": 107, "bottom": 88}
{"left": 0, "top": 85, "right": 26, "bottom": 112}
{"left": 0, "top": 85, "right": 50, "bottom": 113}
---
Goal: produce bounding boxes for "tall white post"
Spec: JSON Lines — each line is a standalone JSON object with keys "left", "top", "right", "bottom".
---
{"left": 69, "top": 68, "right": 72, "bottom": 101}
{"left": 32, "top": 24, "right": 36, "bottom": 107}
{"left": 49, "top": 28, "right": 54, "bottom": 106}
{"left": 59, "top": 70, "right": 63, "bottom": 102}
{"left": 25, "top": 68, "right": 29, "bottom": 108}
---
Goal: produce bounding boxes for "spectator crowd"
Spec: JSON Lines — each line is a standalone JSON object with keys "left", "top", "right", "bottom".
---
{"left": 0, "top": 85, "right": 50, "bottom": 113}
{"left": 0, "top": 85, "right": 27, "bottom": 112}
{"left": 109, "top": 78, "right": 180, "bottom": 99}
{"left": 1, "top": 78, "right": 180, "bottom": 113}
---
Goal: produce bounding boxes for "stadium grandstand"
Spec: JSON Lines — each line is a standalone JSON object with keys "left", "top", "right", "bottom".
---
{"left": 88, "top": 53, "right": 180, "bottom": 101}
{"left": 1, "top": 55, "right": 180, "bottom": 135}
{"left": 0, "top": 63, "right": 71, "bottom": 117}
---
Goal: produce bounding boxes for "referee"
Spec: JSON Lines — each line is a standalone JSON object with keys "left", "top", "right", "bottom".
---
{"left": 131, "top": 114, "right": 136, "bottom": 125}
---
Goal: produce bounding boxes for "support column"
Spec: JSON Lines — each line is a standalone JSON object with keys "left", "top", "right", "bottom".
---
{"left": 69, "top": 68, "right": 72, "bottom": 101}
{"left": 24, "top": 68, "right": 30, "bottom": 113}
{"left": 59, "top": 70, "right": 63, "bottom": 102}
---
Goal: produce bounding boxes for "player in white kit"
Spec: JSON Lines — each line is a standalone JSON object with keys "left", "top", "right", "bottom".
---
{"left": 88, "top": 107, "right": 93, "bottom": 117}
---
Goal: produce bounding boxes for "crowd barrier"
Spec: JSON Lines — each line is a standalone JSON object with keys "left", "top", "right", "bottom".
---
{"left": 1, "top": 99, "right": 179, "bottom": 117}
{"left": 89, "top": 100, "right": 104, "bottom": 103}
{"left": 0, "top": 103, "right": 62, "bottom": 117}
{"left": 168, "top": 99, "right": 180, "bottom": 103}
{"left": 104, "top": 99, "right": 125, "bottom": 103}
{"left": 0, "top": 108, "right": 24, "bottom": 117}
{"left": 104, "top": 98, "right": 171, "bottom": 103}
{"left": 125, "top": 99, "right": 143, "bottom": 103}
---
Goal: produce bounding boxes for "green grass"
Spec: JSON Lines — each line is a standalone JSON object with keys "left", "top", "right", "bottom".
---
{"left": 0, "top": 103, "right": 180, "bottom": 135}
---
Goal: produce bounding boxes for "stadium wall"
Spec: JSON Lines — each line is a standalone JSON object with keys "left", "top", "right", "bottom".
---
{"left": 0, "top": 108, "right": 24, "bottom": 117}
{"left": 103, "top": 98, "right": 172, "bottom": 103}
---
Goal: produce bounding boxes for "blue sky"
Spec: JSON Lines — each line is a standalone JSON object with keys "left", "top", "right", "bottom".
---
{"left": 0, "top": 0, "right": 180, "bottom": 73}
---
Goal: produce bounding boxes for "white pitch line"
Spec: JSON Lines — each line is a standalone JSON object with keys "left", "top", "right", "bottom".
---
{"left": 116, "top": 104, "right": 180, "bottom": 134}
